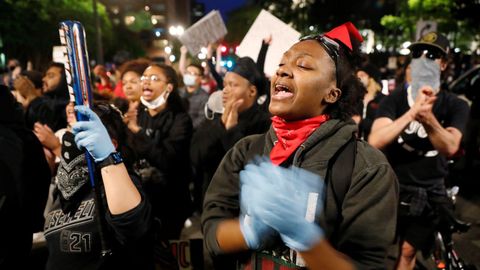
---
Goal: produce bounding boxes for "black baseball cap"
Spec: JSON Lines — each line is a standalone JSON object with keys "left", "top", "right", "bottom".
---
{"left": 408, "top": 31, "right": 450, "bottom": 56}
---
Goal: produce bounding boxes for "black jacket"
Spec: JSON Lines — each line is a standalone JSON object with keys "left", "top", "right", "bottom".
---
{"left": 133, "top": 105, "right": 193, "bottom": 236}
{"left": 190, "top": 104, "right": 271, "bottom": 208}
{"left": 0, "top": 87, "right": 51, "bottom": 269}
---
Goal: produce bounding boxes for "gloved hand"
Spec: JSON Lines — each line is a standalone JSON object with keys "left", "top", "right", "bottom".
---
{"left": 72, "top": 105, "right": 115, "bottom": 162}
{"left": 239, "top": 164, "right": 277, "bottom": 249}
{"left": 241, "top": 159, "right": 325, "bottom": 251}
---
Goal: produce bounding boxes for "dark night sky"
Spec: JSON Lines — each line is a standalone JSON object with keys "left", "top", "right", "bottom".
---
{"left": 196, "top": 0, "right": 247, "bottom": 22}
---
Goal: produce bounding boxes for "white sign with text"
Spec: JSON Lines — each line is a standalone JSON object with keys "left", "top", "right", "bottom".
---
{"left": 236, "top": 10, "right": 301, "bottom": 77}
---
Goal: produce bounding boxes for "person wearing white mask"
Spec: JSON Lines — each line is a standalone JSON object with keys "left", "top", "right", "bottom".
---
{"left": 369, "top": 32, "right": 469, "bottom": 270}
{"left": 125, "top": 63, "right": 193, "bottom": 240}
{"left": 179, "top": 63, "right": 209, "bottom": 130}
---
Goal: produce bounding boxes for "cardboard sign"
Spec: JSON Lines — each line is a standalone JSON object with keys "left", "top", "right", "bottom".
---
{"left": 236, "top": 10, "right": 301, "bottom": 77}
{"left": 179, "top": 10, "right": 227, "bottom": 55}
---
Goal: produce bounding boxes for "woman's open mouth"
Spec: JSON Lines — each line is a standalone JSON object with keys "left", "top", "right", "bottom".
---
{"left": 272, "top": 84, "right": 294, "bottom": 100}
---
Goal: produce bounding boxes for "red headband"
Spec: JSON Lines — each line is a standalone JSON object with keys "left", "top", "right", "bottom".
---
{"left": 324, "top": 22, "right": 363, "bottom": 51}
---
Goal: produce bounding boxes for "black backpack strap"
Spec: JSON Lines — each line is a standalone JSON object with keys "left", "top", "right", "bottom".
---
{"left": 329, "top": 134, "right": 357, "bottom": 207}
{"left": 327, "top": 133, "right": 357, "bottom": 246}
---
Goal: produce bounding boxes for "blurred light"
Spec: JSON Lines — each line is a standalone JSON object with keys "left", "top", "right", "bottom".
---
{"left": 200, "top": 47, "right": 208, "bottom": 54}
{"left": 155, "top": 30, "right": 161, "bottom": 37}
{"left": 235, "top": 46, "right": 239, "bottom": 54}
{"left": 198, "top": 52, "right": 206, "bottom": 60}
{"left": 176, "top": 26, "right": 184, "bottom": 36}
{"left": 169, "top": 55, "right": 176, "bottom": 62}
{"left": 454, "top": 48, "right": 461, "bottom": 53}
{"left": 164, "top": 46, "right": 172, "bottom": 54}
{"left": 401, "top": 41, "right": 411, "bottom": 48}
{"left": 226, "top": 60, "right": 233, "bottom": 68}
{"left": 212, "top": 56, "right": 216, "bottom": 63}
{"left": 309, "top": 25, "right": 314, "bottom": 31}
{"left": 169, "top": 25, "right": 184, "bottom": 36}
{"left": 144, "top": 5, "right": 150, "bottom": 11}
{"left": 151, "top": 15, "right": 164, "bottom": 25}
{"left": 399, "top": 48, "right": 410, "bottom": 55}
{"left": 112, "top": 6, "right": 119, "bottom": 14}
{"left": 220, "top": 60, "right": 226, "bottom": 66}
{"left": 376, "top": 44, "right": 383, "bottom": 51}
{"left": 124, "top": 16, "right": 135, "bottom": 26}
{"left": 220, "top": 46, "right": 227, "bottom": 53}
{"left": 201, "top": 61, "right": 207, "bottom": 68}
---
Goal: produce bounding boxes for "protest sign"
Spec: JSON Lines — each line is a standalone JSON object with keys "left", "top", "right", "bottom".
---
{"left": 236, "top": 10, "right": 301, "bottom": 77}
{"left": 179, "top": 10, "right": 227, "bottom": 55}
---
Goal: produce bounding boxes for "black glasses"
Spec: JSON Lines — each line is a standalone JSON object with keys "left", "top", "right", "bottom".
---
{"left": 300, "top": 35, "right": 340, "bottom": 86}
{"left": 411, "top": 49, "right": 444, "bottom": 60}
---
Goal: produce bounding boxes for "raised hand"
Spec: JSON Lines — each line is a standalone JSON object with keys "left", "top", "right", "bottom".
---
{"left": 221, "top": 98, "right": 244, "bottom": 130}
{"left": 180, "top": 45, "right": 188, "bottom": 55}
{"left": 124, "top": 101, "right": 140, "bottom": 133}
{"left": 72, "top": 106, "right": 115, "bottom": 162}
{"left": 33, "top": 122, "right": 60, "bottom": 152}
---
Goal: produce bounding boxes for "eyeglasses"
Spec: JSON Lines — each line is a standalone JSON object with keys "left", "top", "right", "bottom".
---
{"left": 140, "top": 74, "right": 167, "bottom": 83}
{"left": 300, "top": 34, "right": 340, "bottom": 86}
{"left": 411, "top": 49, "right": 444, "bottom": 60}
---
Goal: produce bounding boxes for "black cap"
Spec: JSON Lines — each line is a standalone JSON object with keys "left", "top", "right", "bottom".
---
{"left": 408, "top": 31, "right": 450, "bottom": 55}
{"left": 232, "top": 57, "right": 265, "bottom": 96}
{"left": 21, "top": 70, "right": 43, "bottom": 89}
{"left": 358, "top": 63, "right": 381, "bottom": 83}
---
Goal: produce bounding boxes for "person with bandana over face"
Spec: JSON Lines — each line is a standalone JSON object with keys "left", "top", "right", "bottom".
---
{"left": 125, "top": 63, "right": 193, "bottom": 240}
{"left": 369, "top": 32, "right": 469, "bottom": 270}
{"left": 202, "top": 22, "right": 398, "bottom": 270}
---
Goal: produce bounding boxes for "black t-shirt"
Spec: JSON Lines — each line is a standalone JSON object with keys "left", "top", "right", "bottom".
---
{"left": 376, "top": 88, "right": 469, "bottom": 186}
{"left": 44, "top": 176, "right": 154, "bottom": 270}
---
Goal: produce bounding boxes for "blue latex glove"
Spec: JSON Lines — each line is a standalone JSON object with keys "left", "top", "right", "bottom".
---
{"left": 239, "top": 166, "right": 277, "bottom": 250}
{"left": 72, "top": 105, "right": 115, "bottom": 162}
{"left": 241, "top": 159, "right": 325, "bottom": 251}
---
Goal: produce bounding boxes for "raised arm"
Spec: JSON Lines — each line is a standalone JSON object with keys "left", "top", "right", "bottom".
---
{"left": 72, "top": 106, "right": 141, "bottom": 215}
{"left": 179, "top": 45, "right": 188, "bottom": 76}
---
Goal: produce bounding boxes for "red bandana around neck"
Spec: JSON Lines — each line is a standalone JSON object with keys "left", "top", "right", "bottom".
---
{"left": 270, "top": 114, "right": 329, "bottom": 165}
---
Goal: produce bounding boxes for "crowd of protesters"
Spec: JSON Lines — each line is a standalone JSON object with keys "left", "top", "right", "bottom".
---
{"left": 0, "top": 20, "right": 479, "bottom": 270}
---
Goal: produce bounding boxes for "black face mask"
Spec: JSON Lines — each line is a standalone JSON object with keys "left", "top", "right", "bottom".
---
{"left": 8, "top": 66, "right": 16, "bottom": 71}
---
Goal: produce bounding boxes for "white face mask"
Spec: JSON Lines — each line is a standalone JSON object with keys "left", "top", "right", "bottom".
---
{"left": 183, "top": 74, "right": 197, "bottom": 87}
{"left": 410, "top": 57, "right": 441, "bottom": 100}
{"left": 204, "top": 90, "right": 224, "bottom": 120}
{"left": 140, "top": 91, "right": 169, "bottom": 109}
